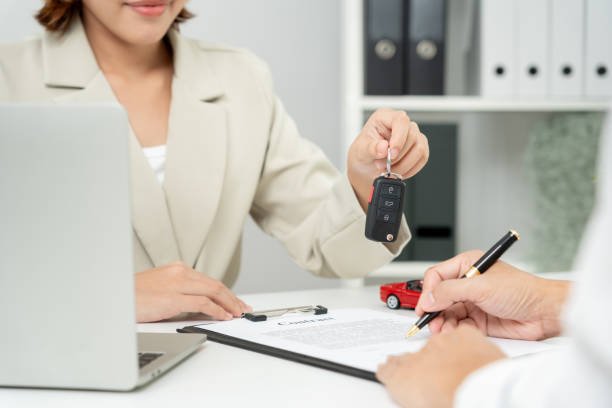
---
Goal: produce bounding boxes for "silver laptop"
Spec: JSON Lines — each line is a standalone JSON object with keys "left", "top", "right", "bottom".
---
{"left": 0, "top": 104, "right": 206, "bottom": 390}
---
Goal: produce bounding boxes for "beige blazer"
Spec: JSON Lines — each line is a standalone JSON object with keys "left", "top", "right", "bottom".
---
{"left": 0, "top": 18, "right": 410, "bottom": 286}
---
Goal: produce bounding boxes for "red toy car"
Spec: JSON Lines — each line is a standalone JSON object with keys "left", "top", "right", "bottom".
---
{"left": 380, "top": 279, "right": 423, "bottom": 309}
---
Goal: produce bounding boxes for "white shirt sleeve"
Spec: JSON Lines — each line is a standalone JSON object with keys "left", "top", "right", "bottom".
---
{"left": 455, "top": 346, "right": 612, "bottom": 408}
{"left": 455, "top": 108, "right": 612, "bottom": 408}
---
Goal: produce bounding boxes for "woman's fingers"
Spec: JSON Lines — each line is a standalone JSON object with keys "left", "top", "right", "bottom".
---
{"left": 238, "top": 298, "right": 253, "bottom": 313}
{"left": 181, "top": 274, "right": 244, "bottom": 317}
{"left": 178, "top": 294, "right": 233, "bottom": 321}
{"left": 401, "top": 154, "right": 428, "bottom": 179}
{"left": 357, "top": 109, "right": 420, "bottom": 164}
{"left": 135, "top": 263, "right": 249, "bottom": 322}
{"left": 388, "top": 112, "right": 413, "bottom": 159}
{"left": 392, "top": 127, "right": 428, "bottom": 176}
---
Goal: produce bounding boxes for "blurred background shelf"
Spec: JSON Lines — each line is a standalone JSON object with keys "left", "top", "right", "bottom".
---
{"left": 361, "top": 96, "right": 610, "bottom": 113}
{"left": 368, "top": 258, "right": 533, "bottom": 281}
{"left": 340, "top": 262, "right": 572, "bottom": 290}
{"left": 370, "top": 261, "right": 436, "bottom": 280}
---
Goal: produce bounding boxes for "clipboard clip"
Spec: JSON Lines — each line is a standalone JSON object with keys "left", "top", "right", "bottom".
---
{"left": 242, "top": 305, "right": 328, "bottom": 322}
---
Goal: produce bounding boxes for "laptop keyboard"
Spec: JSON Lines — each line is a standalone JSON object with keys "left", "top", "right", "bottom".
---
{"left": 138, "top": 352, "right": 164, "bottom": 369}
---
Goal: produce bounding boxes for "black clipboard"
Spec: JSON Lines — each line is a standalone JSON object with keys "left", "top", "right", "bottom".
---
{"left": 177, "top": 325, "right": 377, "bottom": 382}
{"left": 177, "top": 315, "right": 378, "bottom": 382}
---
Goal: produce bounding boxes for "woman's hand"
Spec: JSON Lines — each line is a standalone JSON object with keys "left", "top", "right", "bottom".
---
{"left": 347, "top": 109, "right": 429, "bottom": 210}
{"left": 377, "top": 325, "right": 505, "bottom": 408}
{"left": 135, "top": 262, "right": 252, "bottom": 323}
{"left": 416, "top": 251, "right": 571, "bottom": 340}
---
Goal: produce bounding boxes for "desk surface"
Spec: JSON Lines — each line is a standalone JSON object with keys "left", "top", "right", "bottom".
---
{"left": 0, "top": 275, "right": 572, "bottom": 408}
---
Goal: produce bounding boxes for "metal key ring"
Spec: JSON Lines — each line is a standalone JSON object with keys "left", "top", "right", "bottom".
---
{"left": 384, "top": 147, "right": 403, "bottom": 179}
{"left": 380, "top": 172, "right": 403, "bottom": 180}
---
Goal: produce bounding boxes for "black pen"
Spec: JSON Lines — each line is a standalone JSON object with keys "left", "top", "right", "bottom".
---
{"left": 405, "top": 230, "right": 520, "bottom": 338}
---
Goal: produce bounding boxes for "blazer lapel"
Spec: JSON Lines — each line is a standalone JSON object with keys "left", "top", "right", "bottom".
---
{"left": 44, "top": 18, "right": 182, "bottom": 266}
{"left": 127, "top": 130, "right": 183, "bottom": 266}
{"left": 163, "top": 30, "right": 228, "bottom": 268}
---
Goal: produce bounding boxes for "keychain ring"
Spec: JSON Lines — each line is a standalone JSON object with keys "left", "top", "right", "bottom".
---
{"left": 379, "top": 172, "right": 403, "bottom": 180}
{"left": 384, "top": 148, "right": 402, "bottom": 180}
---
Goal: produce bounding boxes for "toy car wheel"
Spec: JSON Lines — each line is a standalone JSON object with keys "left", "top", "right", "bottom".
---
{"left": 386, "top": 295, "right": 400, "bottom": 309}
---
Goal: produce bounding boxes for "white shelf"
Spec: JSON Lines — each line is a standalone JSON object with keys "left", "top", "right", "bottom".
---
{"left": 361, "top": 96, "right": 610, "bottom": 113}
{"left": 369, "top": 261, "right": 435, "bottom": 280}
{"left": 370, "top": 259, "right": 537, "bottom": 280}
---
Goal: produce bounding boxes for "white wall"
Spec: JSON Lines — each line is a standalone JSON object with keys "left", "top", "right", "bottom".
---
{"left": 0, "top": 1, "right": 40, "bottom": 40}
{"left": 0, "top": 0, "right": 344, "bottom": 294}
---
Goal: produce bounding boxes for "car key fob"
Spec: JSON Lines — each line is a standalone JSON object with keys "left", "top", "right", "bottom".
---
{"left": 365, "top": 175, "right": 405, "bottom": 242}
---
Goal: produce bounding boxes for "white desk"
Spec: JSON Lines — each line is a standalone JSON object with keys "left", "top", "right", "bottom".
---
{"left": 0, "top": 280, "right": 570, "bottom": 408}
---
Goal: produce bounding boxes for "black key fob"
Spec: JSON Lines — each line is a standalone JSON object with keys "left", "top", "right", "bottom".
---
{"left": 365, "top": 175, "right": 405, "bottom": 242}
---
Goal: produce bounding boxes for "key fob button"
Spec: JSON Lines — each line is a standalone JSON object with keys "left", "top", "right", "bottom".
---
{"left": 379, "top": 197, "right": 399, "bottom": 210}
{"left": 380, "top": 183, "right": 401, "bottom": 197}
{"left": 376, "top": 210, "right": 397, "bottom": 223}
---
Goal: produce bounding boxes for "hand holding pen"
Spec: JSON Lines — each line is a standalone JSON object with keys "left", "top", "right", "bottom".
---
{"left": 407, "top": 231, "right": 570, "bottom": 340}
{"left": 408, "top": 231, "right": 519, "bottom": 337}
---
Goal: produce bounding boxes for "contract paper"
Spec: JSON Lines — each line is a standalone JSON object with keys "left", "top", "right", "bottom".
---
{"left": 192, "top": 308, "right": 563, "bottom": 373}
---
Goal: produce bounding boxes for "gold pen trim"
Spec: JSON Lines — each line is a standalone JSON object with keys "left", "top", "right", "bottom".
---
{"left": 509, "top": 229, "right": 521, "bottom": 240}
{"left": 463, "top": 266, "right": 481, "bottom": 279}
{"left": 405, "top": 325, "right": 420, "bottom": 338}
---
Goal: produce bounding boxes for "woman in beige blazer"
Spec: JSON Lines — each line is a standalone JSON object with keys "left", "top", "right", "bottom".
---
{"left": 0, "top": 0, "right": 429, "bottom": 322}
